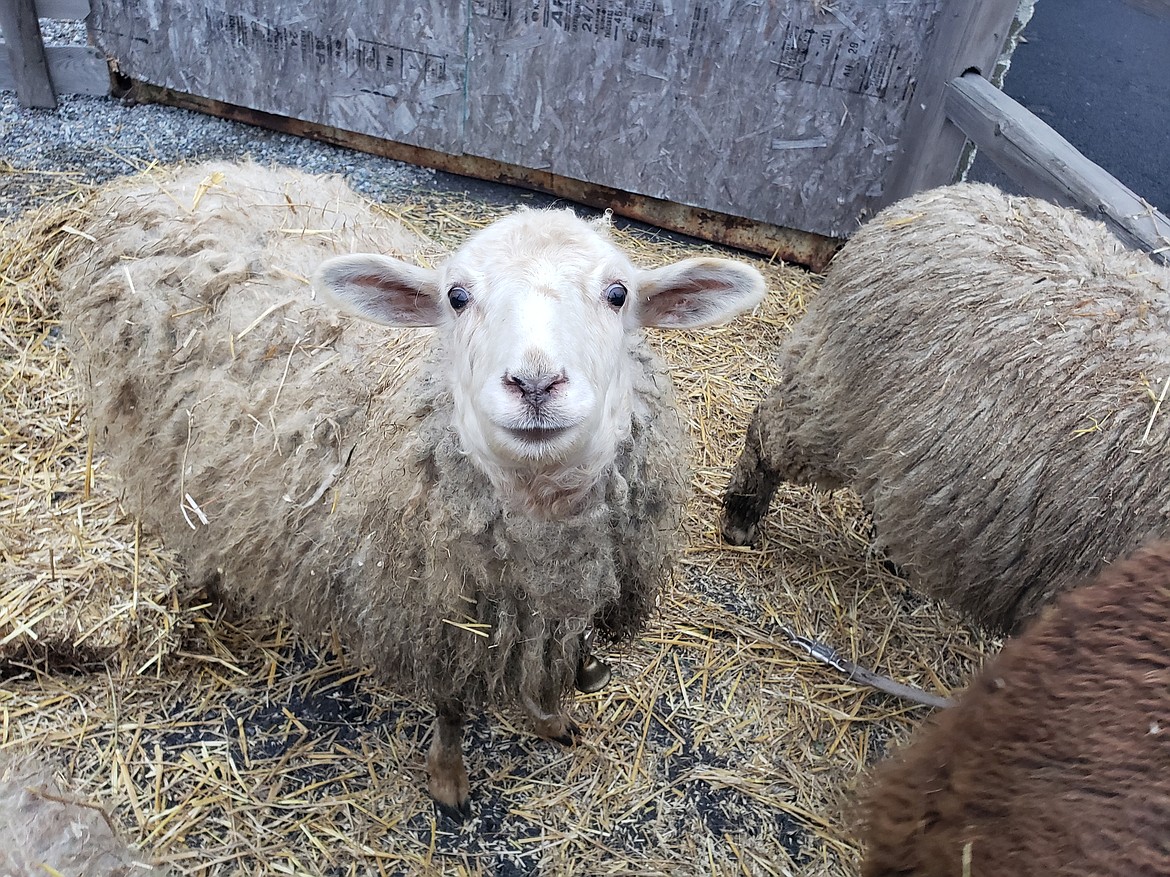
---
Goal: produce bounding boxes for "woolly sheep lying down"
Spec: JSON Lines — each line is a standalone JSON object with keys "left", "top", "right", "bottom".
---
{"left": 859, "top": 539, "right": 1170, "bottom": 876}
{"left": 61, "top": 162, "right": 764, "bottom": 819}
{"left": 721, "top": 183, "right": 1170, "bottom": 634}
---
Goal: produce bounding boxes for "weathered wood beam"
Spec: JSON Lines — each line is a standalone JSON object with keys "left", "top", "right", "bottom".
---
{"left": 0, "top": 42, "right": 106, "bottom": 94}
{"left": 0, "top": 0, "right": 57, "bottom": 107}
{"left": 946, "top": 71, "right": 1170, "bottom": 264}
{"left": 883, "top": 0, "right": 1021, "bottom": 203}
{"left": 33, "top": 0, "right": 90, "bottom": 18}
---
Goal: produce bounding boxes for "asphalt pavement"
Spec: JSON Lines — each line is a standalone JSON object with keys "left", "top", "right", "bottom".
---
{"left": 969, "top": 0, "right": 1170, "bottom": 214}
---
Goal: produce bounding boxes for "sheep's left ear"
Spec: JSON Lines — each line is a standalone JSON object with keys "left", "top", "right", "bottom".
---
{"left": 637, "top": 258, "right": 765, "bottom": 329}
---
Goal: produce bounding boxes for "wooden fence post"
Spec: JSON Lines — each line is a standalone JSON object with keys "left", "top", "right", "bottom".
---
{"left": 0, "top": 0, "right": 57, "bottom": 107}
{"left": 945, "top": 71, "right": 1170, "bottom": 264}
{"left": 882, "top": 0, "right": 1019, "bottom": 203}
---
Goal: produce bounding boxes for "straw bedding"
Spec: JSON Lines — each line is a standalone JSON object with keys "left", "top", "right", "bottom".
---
{"left": 0, "top": 166, "right": 994, "bottom": 876}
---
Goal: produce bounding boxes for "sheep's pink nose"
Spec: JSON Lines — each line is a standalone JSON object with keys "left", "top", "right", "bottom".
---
{"left": 504, "top": 371, "right": 565, "bottom": 410}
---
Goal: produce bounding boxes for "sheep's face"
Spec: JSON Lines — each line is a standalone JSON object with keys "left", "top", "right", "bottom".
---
{"left": 315, "top": 208, "right": 764, "bottom": 498}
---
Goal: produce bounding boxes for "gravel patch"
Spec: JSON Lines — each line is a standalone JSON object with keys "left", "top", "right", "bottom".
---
{"left": 1, "top": 90, "right": 447, "bottom": 217}
{"left": 34, "top": 17, "right": 87, "bottom": 44}
{"left": 3, "top": 21, "right": 445, "bottom": 213}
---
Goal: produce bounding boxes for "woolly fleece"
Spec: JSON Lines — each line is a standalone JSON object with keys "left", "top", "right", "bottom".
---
{"left": 0, "top": 752, "right": 166, "bottom": 877}
{"left": 859, "top": 539, "right": 1170, "bottom": 876}
{"left": 723, "top": 183, "right": 1170, "bottom": 633}
{"left": 60, "top": 162, "right": 686, "bottom": 716}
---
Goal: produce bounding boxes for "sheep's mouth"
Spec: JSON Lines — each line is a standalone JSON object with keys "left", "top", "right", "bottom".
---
{"left": 505, "top": 425, "right": 572, "bottom": 444}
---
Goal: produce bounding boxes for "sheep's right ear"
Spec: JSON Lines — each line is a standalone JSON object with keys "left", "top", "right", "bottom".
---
{"left": 314, "top": 254, "right": 443, "bottom": 327}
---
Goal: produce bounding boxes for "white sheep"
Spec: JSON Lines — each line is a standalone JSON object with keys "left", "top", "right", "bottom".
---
{"left": 61, "top": 162, "right": 765, "bottom": 818}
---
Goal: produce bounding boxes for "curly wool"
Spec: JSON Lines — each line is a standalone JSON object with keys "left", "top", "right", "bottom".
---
{"left": 859, "top": 540, "right": 1170, "bottom": 877}
{"left": 725, "top": 183, "right": 1170, "bottom": 633}
{"left": 61, "top": 162, "right": 685, "bottom": 713}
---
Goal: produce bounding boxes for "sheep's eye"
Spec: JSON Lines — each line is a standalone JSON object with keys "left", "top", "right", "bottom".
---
{"left": 605, "top": 282, "right": 628, "bottom": 308}
{"left": 448, "top": 286, "right": 471, "bottom": 312}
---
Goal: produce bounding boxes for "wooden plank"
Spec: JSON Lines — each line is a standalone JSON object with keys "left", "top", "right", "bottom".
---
{"left": 945, "top": 72, "right": 1170, "bottom": 263}
{"left": 0, "top": 0, "right": 57, "bottom": 107}
{"left": 34, "top": 0, "right": 91, "bottom": 19}
{"left": 461, "top": 2, "right": 943, "bottom": 238}
{"left": 0, "top": 42, "right": 107, "bottom": 94}
{"left": 883, "top": 0, "right": 1020, "bottom": 204}
{"left": 121, "top": 80, "right": 844, "bottom": 271}
{"left": 91, "top": 1, "right": 468, "bottom": 155}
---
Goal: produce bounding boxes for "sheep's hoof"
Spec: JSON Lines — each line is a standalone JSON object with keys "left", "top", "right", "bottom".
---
{"left": 536, "top": 717, "right": 582, "bottom": 747}
{"left": 427, "top": 752, "right": 471, "bottom": 823}
{"left": 434, "top": 795, "right": 473, "bottom": 823}
{"left": 550, "top": 719, "right": 582, "bottom": 747}
{"left": 719, "top": 513, "right": 759, "bottom": 547}
{"left": 575, "top": 654, "right": 612, "bottom": 693}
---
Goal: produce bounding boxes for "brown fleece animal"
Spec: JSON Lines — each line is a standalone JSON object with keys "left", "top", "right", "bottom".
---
{"left": 859, "top": 540, "right": 1170, "bottom": 877}
{"left": 722, "top": 183, "right": 1170, "bottom": 633}
{"left": 60, "top": 162, "right": 764, "bottom": 819}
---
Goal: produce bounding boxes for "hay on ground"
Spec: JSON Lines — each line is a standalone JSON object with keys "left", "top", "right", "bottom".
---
{"left": 0, "top": 193, "right": 189, "bottom": 670}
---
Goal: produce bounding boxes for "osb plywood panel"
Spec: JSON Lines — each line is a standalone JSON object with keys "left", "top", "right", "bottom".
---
{"left": 92, "top": 0, "right": 468, "bottom": 154}
{"left": 91, "top": 0, "right": 953, "bottom": 237}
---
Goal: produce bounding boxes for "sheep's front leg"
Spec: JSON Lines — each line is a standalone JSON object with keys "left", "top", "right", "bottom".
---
{"left": 527, "top": 683, "right": 581, "bottom": 747}
{"left": 427, "top": 702, "right": 470, "bottom": 821}
{"left": 721, "top": 387, "right": 843, "bottom": 546}
{"left": 721, "top": 402, "right": 785, "bottom": 546}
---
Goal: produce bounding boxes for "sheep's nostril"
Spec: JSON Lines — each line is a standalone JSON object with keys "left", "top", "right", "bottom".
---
{"left": 504, "top": 372, "right": 565, "bottom": 409}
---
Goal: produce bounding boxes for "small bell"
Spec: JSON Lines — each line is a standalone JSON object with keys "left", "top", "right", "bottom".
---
{"left": 575, "top": 626, "right": 612, "bottom": 693}
{"left": 575, "top": 654, "right": 612, "bottom": 693}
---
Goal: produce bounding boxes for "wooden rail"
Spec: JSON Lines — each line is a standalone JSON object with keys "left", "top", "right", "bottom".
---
{"left": 0, "top": 0, "right": 55, "bottom": 106}
{"left": 0, "top": 0, "right": 107, "bottom": 106}
{"left": 946, "top": 71, "right": 1170, "bottom": 264}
